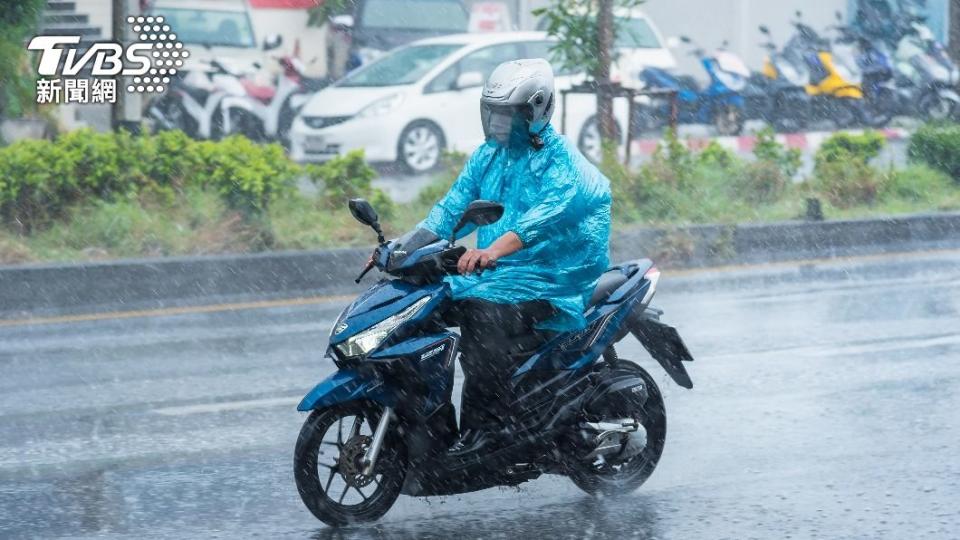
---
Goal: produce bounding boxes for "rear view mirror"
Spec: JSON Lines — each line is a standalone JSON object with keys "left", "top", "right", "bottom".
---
{"left": 455, "top": 71, "right": 484, "bottom": 89}
{"left": 680, "top": 35, "right": 692, "bottom": 44}
{"left": 263, "top": 33, "right": 282, "bottom": 51}
{"left": 349, "top": 198, "right": 379, "bottom": 227}
{"left": 450, "top": 200, "right": 504, "bottom": 242}
{"left": 349, "top": 198, "right": 386, "bottom": 245}
{"left": 759, "top": 25, "right": 770, "bottom": 35}
{"left": 835, "top": 10, "right": 844, "bottom": 22}
{"left": 330, "top": 14, "right": 354, "bottom": 31}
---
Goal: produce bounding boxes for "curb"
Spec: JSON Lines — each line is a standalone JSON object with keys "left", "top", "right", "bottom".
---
{"left": 3, "top": 211, "right": 959, "bottom": 317}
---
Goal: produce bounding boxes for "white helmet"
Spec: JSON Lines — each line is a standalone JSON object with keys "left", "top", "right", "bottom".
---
{"left": 480, "top": 58, "right": 555, "bottom": 146}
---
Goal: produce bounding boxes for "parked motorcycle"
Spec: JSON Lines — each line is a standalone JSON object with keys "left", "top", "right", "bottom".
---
{"left": 221, "top": 35, "right": 330, "bottom": 147}
{"left": 746, "top": 24, "right": 811, "bottom": 133}
{"left": 890, "top": 15, "right": 960, "bottom": 121}
{"left": 635, "top": 36, "right": 748, "bottom": 136}
{"left": 781, "top": 11, "right": 865, "bottom": 128}
{"left": 147, "top": 59, "right": 246, "bottom": 140}
{"left": 294, "top": 198, "right": 695, "bottom": 526}
{"left": 832, "top": 11, "right": 896, "bottom": 127}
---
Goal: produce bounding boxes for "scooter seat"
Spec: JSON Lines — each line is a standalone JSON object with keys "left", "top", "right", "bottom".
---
{"left": 588, "top": 271, "right": 629, "bottom": 308}
{"left": 242, "top": 79, "right": 276, "bottom": 103}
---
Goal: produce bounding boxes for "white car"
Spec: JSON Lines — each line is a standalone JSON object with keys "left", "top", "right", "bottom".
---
{"left": 289, "top": 32, "right": 632, "bottom": 172}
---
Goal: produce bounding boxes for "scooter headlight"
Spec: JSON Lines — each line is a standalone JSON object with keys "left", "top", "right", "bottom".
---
{"left": 336, "top": 296, "right": 431, "bottom": 358}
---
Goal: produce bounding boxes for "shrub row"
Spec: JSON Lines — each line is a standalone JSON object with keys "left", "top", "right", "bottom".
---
{"left": 0, "top": 129, "right": 385, "bottom": 233}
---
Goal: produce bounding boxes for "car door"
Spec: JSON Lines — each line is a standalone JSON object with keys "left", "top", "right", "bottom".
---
{"left": 422, "top": 42, "right": 524, "bottom": 152}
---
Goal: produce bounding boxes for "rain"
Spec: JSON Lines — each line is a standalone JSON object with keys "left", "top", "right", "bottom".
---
{"left": 1, "top": 0, "right": 959, "bottom": 538}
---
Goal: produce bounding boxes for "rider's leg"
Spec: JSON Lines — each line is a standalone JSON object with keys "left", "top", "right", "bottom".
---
{"left": 454, "top": 299, "right": 556, "bottom": 435}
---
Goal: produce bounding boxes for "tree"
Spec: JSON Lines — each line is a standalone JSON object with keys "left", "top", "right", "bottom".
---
{"left": 0, "top": 0, "right": 44, "bottom": 119}
{"left": 533, "top": 0, "right": 644, "bottom": 144}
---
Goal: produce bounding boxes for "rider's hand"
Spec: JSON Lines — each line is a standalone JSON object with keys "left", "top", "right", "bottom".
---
{"left": 457, "top": 248, "right": 498, "bottom": 275}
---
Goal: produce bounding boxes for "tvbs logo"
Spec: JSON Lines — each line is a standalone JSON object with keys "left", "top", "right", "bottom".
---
{"left": 28, "top": 15, "right": 189, "bottom": 104}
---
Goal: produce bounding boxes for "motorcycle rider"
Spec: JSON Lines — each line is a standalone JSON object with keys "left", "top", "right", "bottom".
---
{"left": 417, "top": 58, "right": 613, "bottom": 452}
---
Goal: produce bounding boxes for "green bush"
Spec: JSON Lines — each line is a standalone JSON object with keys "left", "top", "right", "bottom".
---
{"left": 193, "top": 136, "right": 297, "bottom": 216}
{"left": 0, "top": 130, "right": 303, "bottom": 231}
{"left": 812, "top": 131, "right": 886, "bottom": 208}
{"left": 815, "top": 131, "right": 885, "bottom": 167}
{"left": 908, "top": 123, "right": 960, "bottom": 182}
{"left": 753, "top": 127, "right": 802, "bottom": 178}
{"left": 305, "top": 149, "right": 392, "bottom": 216}
{"left": 735, "top": 159, "right": 789, "bottom": 204}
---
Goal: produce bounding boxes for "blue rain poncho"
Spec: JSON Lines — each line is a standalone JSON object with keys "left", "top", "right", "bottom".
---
{"left": 419, "top": 124, "right": 612, "bottom": 332}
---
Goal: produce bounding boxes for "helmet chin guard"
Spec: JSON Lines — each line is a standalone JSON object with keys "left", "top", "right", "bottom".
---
{"left": 480, "top": 58, "right": 555, "bottom": 145}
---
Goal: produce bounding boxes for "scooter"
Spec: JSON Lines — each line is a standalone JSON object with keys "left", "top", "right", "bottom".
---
{"left": 782, "top": 11, "right": 865, "bottom": 128}
{"left": 832, "top": 11, "right": 896, "bottom": 127}
{"left": 147, "top": 59, "right": 246, "bottom": 140}
{"left": 635, "top": 36, "right": 748, "bottom": 136}
{"left": 746, "top": 24, "right": 812, "bottom": 133}
{"left": 294, "top": 198, "right": 695, "bottom": 526}
{"left": 890, "top": 14, "right": 960, "bottom": 120}
{"left": 220, "top": 35, "right": 329, "bottom": 146}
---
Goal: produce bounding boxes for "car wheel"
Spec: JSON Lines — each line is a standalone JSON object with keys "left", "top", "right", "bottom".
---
{"left": 398, "top": 121, "right": 444, "bottom": 174}
{"left": 578, "top": 115, "right": 623, "bottom": 165}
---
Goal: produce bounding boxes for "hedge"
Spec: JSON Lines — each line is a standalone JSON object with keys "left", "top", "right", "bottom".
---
{"left": 908, "top": 123, "right": 960, "bottom": 182}
{"left": 0, "top": 129, "right": 382, "bottom": 233}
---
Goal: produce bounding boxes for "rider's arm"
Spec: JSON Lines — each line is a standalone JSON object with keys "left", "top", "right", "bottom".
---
{"left": 418, "top": 147, "right": 490, "bottom": 240}
{"left": 511, "top": 164, "right": 578, "bottom": 248}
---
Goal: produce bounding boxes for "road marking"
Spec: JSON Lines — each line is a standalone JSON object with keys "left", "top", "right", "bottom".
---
{"left": 2, "top": 247, "right": 958, "bottom": 328}
{"left": 0, "top": 295, "right": 354, "bottom": 328}
{"left": 152, "top": 396, "right": 302, "bottom": 416}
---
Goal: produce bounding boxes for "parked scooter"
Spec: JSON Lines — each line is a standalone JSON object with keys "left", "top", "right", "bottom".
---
{"left": 147, "top": 60, "right": 247, "bottom": 140}
{"left": 889, "top": 14, "right": 960, "bottom": 120}
{"left": 294, "top": 198, "right": 695, "bottom": 526}
{"left": 635, "top": 36, "right": 749, "bottom": 136}
{"left": 781, "top": 11, "right": 865, "bottom": 128}
{"left": 221, "top": 35, "right": 330, "bottom": 146}
{"left": 746, "top": 24, "right": 811, "bottom": 133}
{"left": 832, "top": 11, "right": 896, "bottom": 127}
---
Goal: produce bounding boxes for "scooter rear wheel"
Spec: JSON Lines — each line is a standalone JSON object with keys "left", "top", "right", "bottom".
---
{"left": 568, "top": 362, "right": 667, "bottom": 497}
{"left": 294, "top": 401, "right": 406, "bottom": 526}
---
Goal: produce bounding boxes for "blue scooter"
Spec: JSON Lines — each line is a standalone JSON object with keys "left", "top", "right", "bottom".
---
{"left": 294, "top": 198, "right": 695, "bottom": 526}
{"left": 635, "top": 36, "right": 749, "bottom": 136}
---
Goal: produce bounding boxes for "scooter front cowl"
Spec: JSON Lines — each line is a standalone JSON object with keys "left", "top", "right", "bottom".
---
{"left": 297, "top": 368, "right": 397, "bottom": 411}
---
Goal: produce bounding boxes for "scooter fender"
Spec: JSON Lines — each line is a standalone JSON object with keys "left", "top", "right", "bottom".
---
{"left": 628, "top": 312, "right": 695, "bottom": 389}
{"left": 297, "top": 368, "right": 397, "bottom": 411}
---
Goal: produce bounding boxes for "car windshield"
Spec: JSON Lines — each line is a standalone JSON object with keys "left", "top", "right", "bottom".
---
{"left": 360, "top": 0, "right": 467, "bottom": 31}
{"left": 338, "top": 44, "right": 461, "bottom": 87}
{"left": 151, "top": 7, "right": 256, "bottom": 48}
{"left": 616, "top": 17, "right": 661, "bottom": 48}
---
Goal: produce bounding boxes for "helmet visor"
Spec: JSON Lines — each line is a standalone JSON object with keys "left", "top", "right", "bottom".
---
{"left": 481, "top": 103, "right": 531, "bottom": 144}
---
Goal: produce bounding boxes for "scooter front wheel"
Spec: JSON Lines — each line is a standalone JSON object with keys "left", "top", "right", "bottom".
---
{"left": 294, "top": 401, "right": 406, "bottom": 526}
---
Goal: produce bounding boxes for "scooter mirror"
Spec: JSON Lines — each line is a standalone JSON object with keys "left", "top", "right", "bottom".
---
{"left": 680, "top": 35, "right": 692, "bottom": 44}
{"left": 348, "top": 198, "right": 380, "bottom": 228}
{"left": 263, "top": 33, "right": 283, "bottom": 51}
{"left": 759, "top": 25, "right": 770, "bottom": 35}
{"left": 450, "top": 200, "right": 504, "bottom": 243}
{"left": 835, "top": 10, "right": 843, "bottom": 22}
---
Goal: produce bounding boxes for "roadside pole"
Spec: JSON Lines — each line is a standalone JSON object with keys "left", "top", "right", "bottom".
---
{"left": 110, "top": 0, "right": 125, "bottom": 130}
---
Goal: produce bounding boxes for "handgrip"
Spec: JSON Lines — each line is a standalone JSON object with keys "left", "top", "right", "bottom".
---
{"left": 355, "top": 260, "right": 375, "bottom": 283}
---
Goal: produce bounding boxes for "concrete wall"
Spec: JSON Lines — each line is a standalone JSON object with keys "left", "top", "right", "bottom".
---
{"left": 4, "top": 213, "right": 959, "bottom": 318}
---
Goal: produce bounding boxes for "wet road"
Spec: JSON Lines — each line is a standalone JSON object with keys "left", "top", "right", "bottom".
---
{"left": 2, "top": 251, "right": 959, "bottom": 539}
